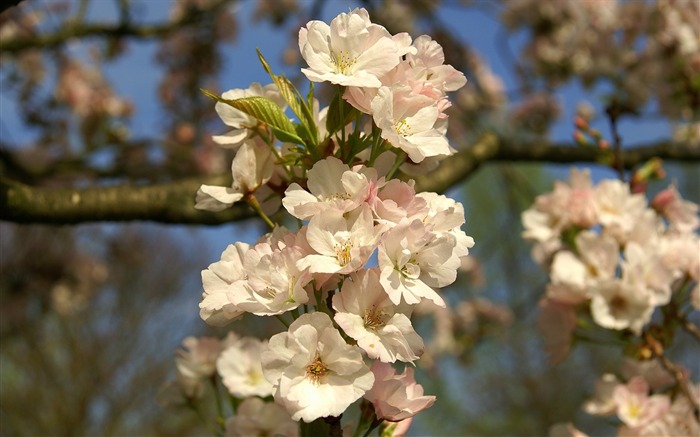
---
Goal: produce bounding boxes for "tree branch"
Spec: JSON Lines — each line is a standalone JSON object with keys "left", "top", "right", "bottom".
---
{"left": 0, "top": 175, "right": 255, "bottom": 225}
{"left": 411, "top": 134, "right": 700, "bottom": 193}
{"left": 2, "top": 136, "right": 699, "bottom": 225}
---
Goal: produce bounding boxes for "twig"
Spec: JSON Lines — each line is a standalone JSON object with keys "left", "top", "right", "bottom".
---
{"left": 645, "top": 333, "right": 700, "bottom": 420}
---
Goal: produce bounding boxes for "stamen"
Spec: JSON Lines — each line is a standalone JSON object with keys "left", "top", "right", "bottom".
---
{"left": 305, "top": 354, "right": 329, "bottom": 384}
{"left": 395, "top": 119, "right": 412, "bottom": 136}
{"left": 335, "top": 241, "right": 353, "bottom": 267}
{"left": 364, "top": 306, "right": 387, "bottom": 330}
{"left": 330, "top": 50, "right": 357, "bottom": 75}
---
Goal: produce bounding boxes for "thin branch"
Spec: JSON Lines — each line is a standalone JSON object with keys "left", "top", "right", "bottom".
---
{"left": 680, "top": 316, "right": 700, "bottom": 343}
{"left": 644, "top": 332, "right": 700, "bottom": 420}
{"left": 0, "top": 0, "right": 231, "bottom": 54}
{"left": 2, "top": 135, "right": 699, "bottom": 225}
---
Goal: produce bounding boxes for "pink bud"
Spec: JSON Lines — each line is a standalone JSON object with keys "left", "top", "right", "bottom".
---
{"left": 574, "top": 115, "right": 588, "bottom": 130}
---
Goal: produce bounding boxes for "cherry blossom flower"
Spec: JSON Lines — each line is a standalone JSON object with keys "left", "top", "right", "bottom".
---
{"left": 282, "top": 157, "right": 377, "bottom": 220}
{"left": 212, "top": 82, "right": 285, "bottom": 148}
{"left": 343, "top": 33, "right": 465, "bottom": 115}
{"left": 216, "top": 336, "right": 274, "bottom": 398}
{"left": 261, "top": 312, "right": 374, "bottom": 422}
{"left": 367, "top": 178, "right": 425, "bottom": 226}
{"left": 195, "top": 138, "right": 275, "bottom": 211}
{"left": 229, "top": 244, "right": 311, "bottom": 316}
{"left": 590, "top": 278, "right": 654, "bottom": 334}
{"left": 613, "top": 376, "right": 670, "bottom": 429}
{"left": 414, "top": 192, "right": 475, "bottom": 259}
{"left": 378, "top": 218, "right": 459, "bottom": 307}
{"left": 333, "top": 269, "right": 424, "bottom": 363}
{"left": 371, "top": 85, "right": 451, "bottom": 163}
{"left": 622, "top": 242, "right": 677, "bottom": 306}
{"left": 199, "top": 243, "right": 248, "bottom": 326}
{"left": 299, "top": 8, "right": 400, "bottom": 87}
{"left": 405, "top": 35, "right": 467, "bottom": 93}
{"left": 364, "top": 361, "right": 435, "bottom": 422}
{"left": 521, "top": 168, "right": 599, "bottom": 262}
{"left": 595, "top": 179, "right": 648, "bottom": 243}
{"left": 301, "top": 206, "right": 378, "bottom": 275}
{"left": 175, "top": 336, "right": 223, "bottom": 381}
{"left": 652, "top": 184, "right": 700, "bottom": 233}
{"left": 225, "top": 397, "right": 298, "bottom": 437}
{"left": 546, "top": 231, "right": 618, "bottom": 304}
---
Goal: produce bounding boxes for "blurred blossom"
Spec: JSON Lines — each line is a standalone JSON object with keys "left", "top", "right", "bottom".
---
{"left": 508, "top": 93, "right": 561, "bottom": 135}
{"left": 457, "top": 51, "right": 506, "bottom": 114}
{"left": 583, "top": 373, "right": 620, "bottom": 416}
{"left": 502, "top": 0, "right": 700, "bottom": 119}
{"left": 459, "top": 256, "right": 485, "bottom": 288}
{"left": 613, "top": 376, "right": 670, "bottom": 429}
{"left": 575, "top": 101, "right": 596, "bottom": 122}
{"left": 224, "top": 397, "right": 297, "bottom": 437}
{"left": 216, "top": 336, "right": 274, "bottom": 398}
{"left": 253, "top": 0, "right": 299, "bottom": 24}
{"left": 536, "top": 297, "right": 577, "bottom": 364}
{"left": 372, "top": 0, "right": 416, "bottom": 34}
{"left": 548, "top": 422, "right": 589, "bottom": 437}
{"left": 175, "top": 336, "right": 223, "bottom": 380}
{"left": 672, "top": 122, "right": 700, "bottom": 148}
{"left": 55, "top": 58, "right": 132, "bottom": 119}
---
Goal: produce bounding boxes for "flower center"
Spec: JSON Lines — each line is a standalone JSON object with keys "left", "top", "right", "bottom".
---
{"left": 330, "top": 50, "right": 357, "bottom": 75}
{"left": 335, "top": 240, "right": 353, "bottom": 267}
{"left": 394, "top": 118, "right": 412, "bottom": 136}
{"left": 262, "top": 287, "right": 277, "bottom": 298}
{"left": 610, "top": 295, "right": 628, "bottom": 313}
{"left": 247, "top": 369, "right": 265, "bottom": 386}
{"left": 400, "top": 258, "right": 420, "bottom": 279}
{"left": 330, "top": 191, "right": 351, "bottom": 200}
{"left": 364, "top": 306, "right": 387, "bottom": 330}
{"left": 305, "top": 354, "right": 329, "bottom": 384}
{"left": 286, "top": 275, "right": 297, "bottom": 303}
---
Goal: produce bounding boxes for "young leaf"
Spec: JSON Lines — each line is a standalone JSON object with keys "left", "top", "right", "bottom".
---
{"left": 201, "top": 89, "right": 304, "bottom": 144}
{"left": 256, "top": 49, "right": 319, "bottom": 147}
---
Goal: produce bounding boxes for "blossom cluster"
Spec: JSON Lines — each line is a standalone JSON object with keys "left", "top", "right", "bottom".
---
{"left": 502, "top": 0, "right": 700, "bottom": 121}
{"left": 524, "top": 168, "right": 699, "bottom": 341}
{"left": 168, "top": 7, "right": 473, "bottom": 435}
{"left": 552, "top": 358, "right": 699, "bottom": 437}
{"left": 523, "top": 167, "right": 700, "bottom": 435}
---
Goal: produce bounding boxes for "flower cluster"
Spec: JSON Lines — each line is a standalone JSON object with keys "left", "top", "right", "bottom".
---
{"left": 524, "top": 168, "right": 698, "bottom": 339}
{"left": 502, "top": 0, "right": 700, "bottom": 120}
{"left": 553, "top": 359, "right": 699, "bottom": 437}
{"left": 523, "top": 167, "right": 700, "bottom": 435}
{"left": 179, "top": 7, "right": 472, "bottom": 435}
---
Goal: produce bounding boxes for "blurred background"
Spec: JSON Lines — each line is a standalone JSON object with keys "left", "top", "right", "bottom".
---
{"left": 1, "top": 0, "right": 698, "bottom": 435}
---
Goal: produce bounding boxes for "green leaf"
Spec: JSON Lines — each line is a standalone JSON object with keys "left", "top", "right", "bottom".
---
{"left": 201, "top": 89, "right": 304, "bottom": 144}
{"left": 256, "top": 49, "right": 319, "bottom": 148}
{"left": 271, "top": 126, "right": 305, "bottom": 144}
